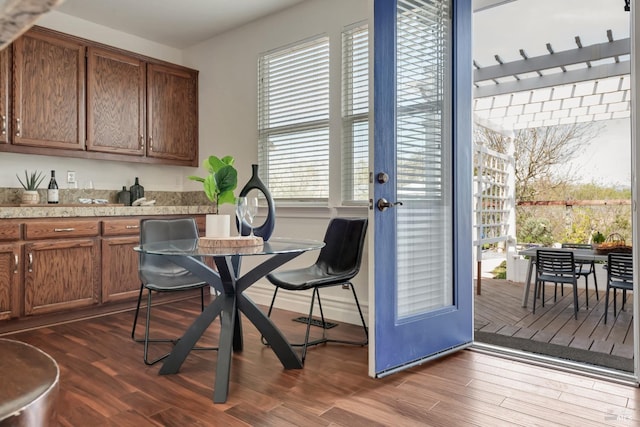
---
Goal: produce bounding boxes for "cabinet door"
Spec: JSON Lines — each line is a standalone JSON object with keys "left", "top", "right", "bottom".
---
{"left": 0, "top": 243, "right": 21, "bottom": 320}
{"left": 24, "top": 238, "right": 99, "bottom": 315}
{"left": 0, "top": 47, "right": 9, "bottom": 144}
{"left": 87, "top": 47, "right": 145, "bottom": 156}
{"left": 12, "top": 28, "right": 85, "bottom": 150}
{"left": 147, "top": 63, "right": 198, "bottom": 164}
{"left": 101, "top": 236, "right": 140, "bottom": 303}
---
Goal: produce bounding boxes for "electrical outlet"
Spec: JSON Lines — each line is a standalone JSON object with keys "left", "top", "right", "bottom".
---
{"left": 67, "top": 171, "right": 76, "bottom": 183}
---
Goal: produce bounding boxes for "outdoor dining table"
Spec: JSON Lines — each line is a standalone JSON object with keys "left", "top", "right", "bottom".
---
{"left": 517, "top": 246, "right": 608, "bottom": 308}
{"left": 134, "top": 237, "right": 325, "bottom": 403}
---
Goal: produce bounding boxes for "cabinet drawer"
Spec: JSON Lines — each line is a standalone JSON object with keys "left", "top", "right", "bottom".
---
{"left": 102, "top": 219, "right": 141, "bottom": 236}
{"left": 25, "top": 220, "right": 100, "bottom": 240}
{"left": 0, "top": 222, "right": 21, "bottom": 241}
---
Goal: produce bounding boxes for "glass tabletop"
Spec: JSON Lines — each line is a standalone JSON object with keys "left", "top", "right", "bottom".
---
{"left": 134, "top": 237, "right": 325, "bottom": 257}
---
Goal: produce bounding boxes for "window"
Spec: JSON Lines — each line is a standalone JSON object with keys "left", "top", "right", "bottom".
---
{"left": 258, "top": 36, "right": 330, "bottom": 201}
{"left": 342, "top": 23, "right": 369, "bottom": 204}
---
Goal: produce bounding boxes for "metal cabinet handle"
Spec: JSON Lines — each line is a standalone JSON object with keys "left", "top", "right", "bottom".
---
{"left": 14, "top": 254, "right": 18, "bottom": 274}
{"left": 139, "top": 134, "right": 144, "bottom": 149}
{"left": 28, "top": 252, "right": 33, "bottom": 273}
{"left": 149, "top": 136, "right": 153, "bottom": 151}
{"left": 15, "top": 118, "right": 20, "bottom": 137}
{"left": 54, "top": 228, "right": 75, "bottom": 232}
{"left": 125, "top": 225, "right": 139, "bottom": 229}
{"left": 1, "top": 115, "right": 6, "bottom": 135}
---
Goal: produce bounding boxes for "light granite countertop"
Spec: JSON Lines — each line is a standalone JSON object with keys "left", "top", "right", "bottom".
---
{"left": 0, "top": 205, "right": 215, "bottom": 219}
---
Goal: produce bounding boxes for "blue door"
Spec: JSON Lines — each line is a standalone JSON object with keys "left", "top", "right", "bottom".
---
{"left": 370, "top": 0, "right": 473, "bottom": 376}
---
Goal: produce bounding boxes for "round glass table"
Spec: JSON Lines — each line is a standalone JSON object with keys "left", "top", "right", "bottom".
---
{"left": 134, "top": 237, "right": 324, "bottom": 403}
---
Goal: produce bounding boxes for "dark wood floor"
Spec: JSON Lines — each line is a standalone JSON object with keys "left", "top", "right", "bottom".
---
{"left": 475, "top": 278, "right": 634, "bottom": 360}
{"left": 3, "top": 295, "right": 640, "bottom": 426}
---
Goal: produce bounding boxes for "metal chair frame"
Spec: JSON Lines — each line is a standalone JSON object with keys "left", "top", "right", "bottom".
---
{"left": 131, "top": 218, "right": 217, "bottom": 365}
{"left": 604, "top": 252, "right": 634, "bottom": 324}
{"left": 561, "top": 243, "right": 599, "bottom": 307}
{"left": 534, "top": 249, "right": 579, "bottom": 319}
{"left": 263, "top": 217, "right": 368, "bottom": 364}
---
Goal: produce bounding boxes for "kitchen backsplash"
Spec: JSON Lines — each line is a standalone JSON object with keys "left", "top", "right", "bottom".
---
{"left": 0, "top": 188, "right": 211, "bottom": 206}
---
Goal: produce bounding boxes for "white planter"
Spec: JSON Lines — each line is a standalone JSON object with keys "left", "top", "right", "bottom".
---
{"left": 205, "top": 214, "right": 231, "bottom": 238}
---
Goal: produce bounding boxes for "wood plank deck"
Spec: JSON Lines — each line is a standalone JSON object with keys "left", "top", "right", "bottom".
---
{"left": 474, "top": 278, "right": 634, "bottom": 367}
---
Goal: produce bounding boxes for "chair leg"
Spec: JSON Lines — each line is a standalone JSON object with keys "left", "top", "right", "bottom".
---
{"left": 592, "top": 268, "right": 599, "bottom": 300}
{"left": 613, "top": 288, "right": 618, "bottom": 316}
{"left": 604, "top": 286, "right": 611, "bottom": 324}
{"left": 532, "top": 280, "right": 538, "bottom": 314}
{"left": 131, "top": 282, "right": 145, "bottom": 341}
{"left": 572, "top": 284, "right": 578, "bottom": 320}
{"left": 133, "top": 285, "right": 217, "bottom": 365}
{"left": 300, "top": 288, "right": 320, "bottom": 363}
{"left": 345, "top": 283, "right": 368, "bottom": 344}
{"left": 584, "top": 275, "right": 589, "bottom": 309}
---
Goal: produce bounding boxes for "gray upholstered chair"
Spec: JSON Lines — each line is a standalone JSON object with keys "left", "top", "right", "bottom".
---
{"left": 264, "top": 217, "right": 368, "bottom": 363}
{"left": 131, "top": 217, "right": 216, "bottom": 365}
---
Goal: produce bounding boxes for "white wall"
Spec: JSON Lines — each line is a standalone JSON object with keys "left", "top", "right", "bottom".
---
{"left": 0, "top": 11, "right": 194, "bottom": 192}
{"left": 184, "top": 0, "right": 370, "bottom": 323}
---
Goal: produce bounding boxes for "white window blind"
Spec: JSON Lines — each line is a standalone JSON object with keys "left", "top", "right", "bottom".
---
{"left": 258, "top": 36, "right": 330, "bottom": 201}
{"left": 342, "top": 23, "right": 369, "bottom": 204}
{"left": 396, "top": 0, "right": 453, "bottom": 317}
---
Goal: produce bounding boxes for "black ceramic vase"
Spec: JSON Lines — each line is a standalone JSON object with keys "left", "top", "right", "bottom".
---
{"left": 238, "top": 164, "right": 275, "bottom": 240}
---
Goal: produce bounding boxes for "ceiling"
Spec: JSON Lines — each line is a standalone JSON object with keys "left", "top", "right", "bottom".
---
{"left": 52, "top": 0, "right": 515, "bottom": 50}
{"left": 53, "top": 0, "right": 308, "bottom": 49}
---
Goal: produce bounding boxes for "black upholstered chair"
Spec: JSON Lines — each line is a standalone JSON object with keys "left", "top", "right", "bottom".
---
{"left": 534, "top": 249, "right": 579, "bottom": 319}
{"left": 264, "top": 217, "right": 368, "bottom": 363}
{"left": 131, "top": 217, "right": 216, "bottom": 365}
{"left": 604, "top": 252, "right": 633, "bottom": 324}
{"left": 561, "top": 243, "right": 598, "bottom": 307}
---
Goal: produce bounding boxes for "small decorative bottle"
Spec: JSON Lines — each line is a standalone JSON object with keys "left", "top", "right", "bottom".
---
{"left": 129, "top": 177, "right": 144, "bottom": 204}
{"left": 117, "top": 186, "right": 131, "bottom": 206}
{"left": 237, "top": 164, "right": 275, "bottom": 240}
{"left": 47, "top": 170, "right": 59, "bottom": 204}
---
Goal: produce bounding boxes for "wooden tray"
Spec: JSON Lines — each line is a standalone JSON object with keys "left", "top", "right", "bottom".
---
{"left": 594, "top": 244, "right": 632, "bottom": 255}
{"left": 198, "top": 236, "right": 263, "bottom": 248}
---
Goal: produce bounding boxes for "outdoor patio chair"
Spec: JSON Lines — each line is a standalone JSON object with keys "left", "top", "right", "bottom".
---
{"left": 561, "top": 243, "right": 599, "bottom": 307}
{"left": 534, "top": 249, "right": 579, "bottom": 319}
{"left": 604, "top": 252, "right": 633, "bottom": 324}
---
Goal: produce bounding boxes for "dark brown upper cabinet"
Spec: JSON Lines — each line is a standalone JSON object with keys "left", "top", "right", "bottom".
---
{"left": 0, "top": 47, "right": 10, "bottom": 144}
{"left": 87, "top": 47, "right": 146, "bottom": 156}
{"left": 12, "top": 28, "right": 85, "bottom": 150}
{"left": 147, "top": 63, "right": 198, "bottom": 163}
{"left": 0, "top": 27, "right": 198, "bottom": 166}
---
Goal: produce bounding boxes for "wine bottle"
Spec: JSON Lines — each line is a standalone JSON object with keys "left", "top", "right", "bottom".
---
{"left": 129, "top": 177, "right": 144, "bottom": 204}
{"left": 47, "top": 170, "right": 59, "bottom": 204}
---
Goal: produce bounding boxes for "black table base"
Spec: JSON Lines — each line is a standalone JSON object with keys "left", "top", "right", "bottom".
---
{"left": 158, "top": 252, "right": 304, "bottom": 403}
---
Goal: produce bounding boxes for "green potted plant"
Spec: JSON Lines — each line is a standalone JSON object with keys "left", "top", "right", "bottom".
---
{"left": 16, "top": 170, "right": 45, "bottom": 204}
{"left": 592, "top": 231, "right": 605, "bottom": 245}
{"left": 188, "top": 155, "right": 238, "bottom": 237}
